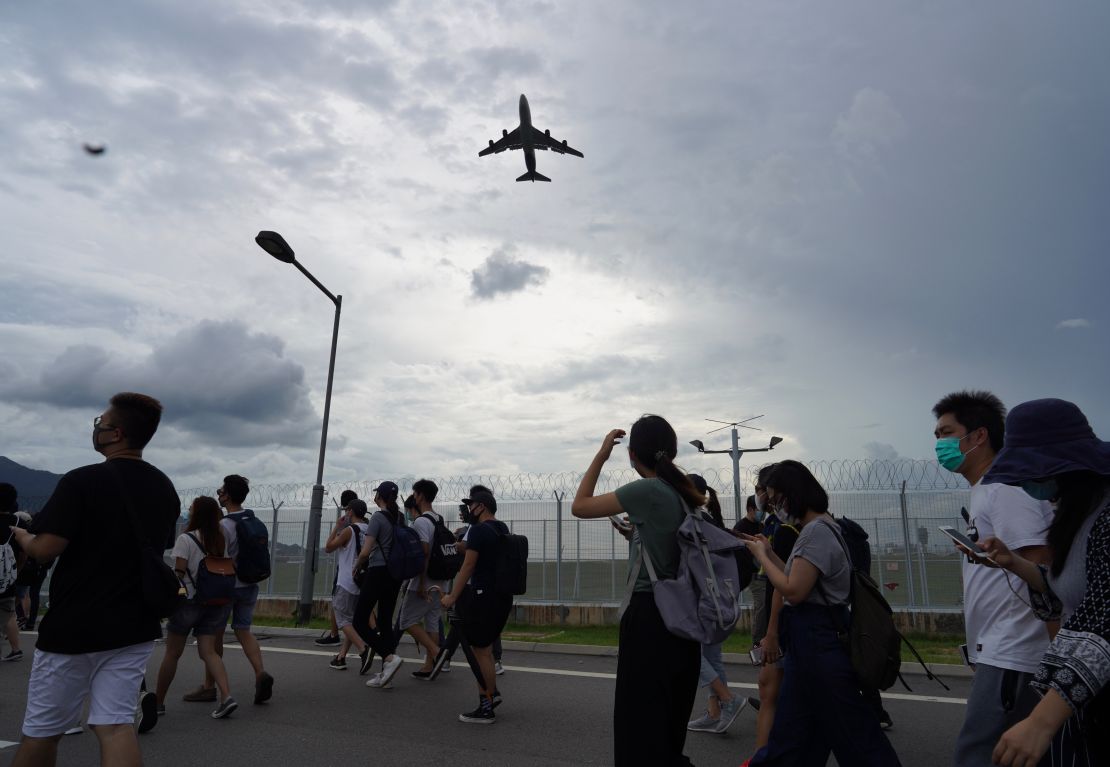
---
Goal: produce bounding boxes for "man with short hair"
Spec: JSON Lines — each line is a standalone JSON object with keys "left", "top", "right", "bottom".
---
{"left": 400, "top": 479, "right": 449, "bottom": 679}
{"left": 184, "top": 474, "right": 274, "bottom": 705}
{"left": 441, "top": 489, "right": 513, "bottom": 724}
{"left": 323, "top": 499, "right": 372, "bottom": 670}
{"left": 932, "top": 390, "right": 1056, "bottom": 767}
{"left": 317, "top": 489, "right": 359, "bottom": 647}
{"left": 10, "top": 393, "right": 179, "bottom": 767}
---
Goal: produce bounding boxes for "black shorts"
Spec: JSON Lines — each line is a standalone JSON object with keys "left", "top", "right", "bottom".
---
{"left": 461, "top": 588, "right": 513, "bottom": 648}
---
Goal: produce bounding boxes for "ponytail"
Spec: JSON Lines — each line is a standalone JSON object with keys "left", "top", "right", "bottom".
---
{"left": 705, "top": 487, "right": 724, "bottom": 528}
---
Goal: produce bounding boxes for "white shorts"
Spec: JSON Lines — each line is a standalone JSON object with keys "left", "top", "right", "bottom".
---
{"left": 22, "top": 641, "right": 154, "bottom": 738}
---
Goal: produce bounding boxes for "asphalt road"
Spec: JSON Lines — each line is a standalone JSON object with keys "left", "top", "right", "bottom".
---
{"left": 1, "top": 631, "right": 968, "bottom": 766}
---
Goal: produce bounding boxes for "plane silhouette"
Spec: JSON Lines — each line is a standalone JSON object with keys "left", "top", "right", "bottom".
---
{"left": 479, "top": 94, "right": 583, "bottom": 182}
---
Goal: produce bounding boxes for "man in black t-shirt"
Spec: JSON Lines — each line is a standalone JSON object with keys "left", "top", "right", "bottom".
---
{"left": 441, "top": 489, "right": 512, "bottom": 724}
{"left": 10, "top": 392, "right": 179, "bottom": 767}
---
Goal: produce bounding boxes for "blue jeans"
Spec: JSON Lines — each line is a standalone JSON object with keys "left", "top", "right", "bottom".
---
{"left": 699, "top": 641, "right": 727, "bottom": 688}
{"left": 229, "top": 584, "right": 259, "bottom": 630}
{"left": 752, "top": 602, "right": 900, "bottom": 767}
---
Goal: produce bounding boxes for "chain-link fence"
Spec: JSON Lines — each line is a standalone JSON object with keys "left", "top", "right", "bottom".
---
{"left": 164, "top": 459, "right": 971, "bottom": 610}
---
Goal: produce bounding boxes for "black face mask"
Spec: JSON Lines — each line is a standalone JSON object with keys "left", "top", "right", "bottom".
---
{"left": 458, "top": 503, "right": 473, "bottom": 524}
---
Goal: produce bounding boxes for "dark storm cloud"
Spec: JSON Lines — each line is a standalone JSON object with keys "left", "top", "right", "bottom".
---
{"left": 470, "top": 245, "right": 550, "bottom": 300}
{"left": 0, "top": 320, "right": 319, "bottom": 448}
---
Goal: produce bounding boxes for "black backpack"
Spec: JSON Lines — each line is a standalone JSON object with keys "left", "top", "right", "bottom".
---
{"left": 184, "top": 533, "right": 237, "bottom": 606}
{"left": 819, "top": 522, "right": 948, "bottom": 693}
{"left": 836, "top": 516, "right": 872, "bottom": 576}
{"left": 422, "top": 513, "right": 463, "bottom": 580}
{"left": 493, "top": 525, "right": 529, "bottom": 596}
{"left": 384, "top": 512, "right": 426, "bottom": 581}
{"left": 228, "top": 510, "right": 271, "bottom": 584}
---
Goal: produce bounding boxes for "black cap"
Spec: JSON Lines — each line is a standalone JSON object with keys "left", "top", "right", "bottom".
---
{"left": 461, "top": 490, "right": 497, "bottom": 513}
{"left": 373, "top": 481, "right": 399, "bottom": 500}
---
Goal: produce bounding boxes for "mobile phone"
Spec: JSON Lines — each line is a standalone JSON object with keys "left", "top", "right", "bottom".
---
{"left": 938, "top": 526, "right": 992, "bottom": 560}
{"left": 610, "top": 515, "right": 632, "bottom": 531}
{"left": 749, "top": 647, "right": 763, "bottom": 666}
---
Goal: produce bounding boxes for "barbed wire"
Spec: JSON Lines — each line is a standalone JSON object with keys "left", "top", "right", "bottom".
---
{"left": 165, "top": 459, "right": 966, "bottom": 508}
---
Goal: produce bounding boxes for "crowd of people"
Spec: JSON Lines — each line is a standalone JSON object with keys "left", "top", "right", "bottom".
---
{"left": 2, "top": 389, "right": 1109, "bottom": 767}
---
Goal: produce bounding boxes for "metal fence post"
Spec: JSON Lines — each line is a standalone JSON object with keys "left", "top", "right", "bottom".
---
{"left": 269, "top": 499, "right": 283, "bottom": 597}
{"left": 899, "top": 480, "right": 917, "bottom": 610}
{"left": 554, "top": 490, "right": 564, "bottom": 603}
{"left": 542, "top": 519, "right": 548, "bottom": 599}
{"left": 574, "top": 518, "right": 581, "bottom": 599}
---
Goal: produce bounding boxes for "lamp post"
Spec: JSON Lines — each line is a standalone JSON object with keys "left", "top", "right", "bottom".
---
{"left": 255, "top": 230, "right": 342, "bottom": 626}
{"left": 690, "top": 432, "right": 783, "bottom": 516}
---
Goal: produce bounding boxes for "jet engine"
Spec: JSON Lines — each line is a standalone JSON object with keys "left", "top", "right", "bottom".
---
{"left": 545, "top": 129, "right": 550, "bottom": 136}
{"left": 502, "top": 129, "right": 508, "bottom": 137}
{"left": 489, "top": 140, "right": 494, "bottom": 146}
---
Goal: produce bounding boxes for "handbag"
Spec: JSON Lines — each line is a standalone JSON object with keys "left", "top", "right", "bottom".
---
{"left": 107, "top": 462, "right": 185, "bottom": 618}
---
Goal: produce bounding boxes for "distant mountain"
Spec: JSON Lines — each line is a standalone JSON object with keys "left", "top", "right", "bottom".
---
{"left": 0, "top": 456, "right": 64, "bottom": 509}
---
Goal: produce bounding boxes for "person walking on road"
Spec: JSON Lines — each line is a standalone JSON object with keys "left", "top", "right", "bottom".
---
{"left": 352, "top": 481, "right": 406, "bottom": 689}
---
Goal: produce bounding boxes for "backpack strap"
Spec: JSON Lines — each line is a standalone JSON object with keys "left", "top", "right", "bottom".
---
{"left": 185, "top": 531, "right": 208, "bottom": 555}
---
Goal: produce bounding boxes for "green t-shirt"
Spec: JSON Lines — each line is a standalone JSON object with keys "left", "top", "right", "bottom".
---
{"left": 615, "top": 478, "right": 684, "bottom": 592}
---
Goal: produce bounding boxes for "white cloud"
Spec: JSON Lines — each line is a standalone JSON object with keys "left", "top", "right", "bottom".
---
{"left": 1056, "top": 318, "right": 1091, "bottom": 330}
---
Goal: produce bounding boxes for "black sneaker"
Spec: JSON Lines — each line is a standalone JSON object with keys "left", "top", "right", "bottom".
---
{"left": 491, "top": 690, "right": 502, "bottom": 709}
{"left": 329, "top": 656, "right": 347, "bottom": 671}
{"left": 137, "top": 691, "right": 158, "bottom": 734}
{"left": 358, "top": 648, "right": 375, "bottom": 676}
{"left": 411, "top": 670, "right": 433, "bottom": 680}
{"left": 211, "top": 697, "right": 238, "bottom": 719}
{"left": 879, "top": 710, "right": 893, "bottom": 730}
{"left": 314, "top": 633, "right": 341, "bottom": 647}
{"left": 458, "top": 704, "right": 496, "bottom": 724}
{"left": 254, "top": 672, "right": 274, "bottom": 704}
{"left": 0, "top": 650, "right": 24, "bottom": 662}
{"left": 747, "top": 696, "right": 761, "bottom": 712}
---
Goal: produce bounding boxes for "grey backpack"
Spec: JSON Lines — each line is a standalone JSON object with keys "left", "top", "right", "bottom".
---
{"left": 621, "top": 489, "right": 745, "bottom": 644}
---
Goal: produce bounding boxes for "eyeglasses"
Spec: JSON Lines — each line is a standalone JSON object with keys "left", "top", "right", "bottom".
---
{"left": 93, "top": 416, "right": 116, "bottom": 430}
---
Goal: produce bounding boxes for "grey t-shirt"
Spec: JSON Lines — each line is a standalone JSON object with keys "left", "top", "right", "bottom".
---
{"left": 364, "top": 509, "right": 396, "bottom": 567}
{"left": 785, "top": 516, "right": 851, "bottom": 606}
{"left": 615, "top": 478, "right": 684, "bottom": 593}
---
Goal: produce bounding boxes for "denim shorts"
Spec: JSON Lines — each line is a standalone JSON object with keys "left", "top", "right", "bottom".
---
{"left": 230, "top": 584, "right": 260, "bottom": 630}
{"left": 166, "top": 601, "right": 231, "bottom": 637}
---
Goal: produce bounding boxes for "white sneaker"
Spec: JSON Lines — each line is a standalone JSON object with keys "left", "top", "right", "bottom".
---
{"left": 365, "top": 672, "right": 394, "bottom": 689}
{"left": 494, "top": 661, "right": 505, "bottom": 676}
{"left": 378, "top": 655, "right": 403, "bottom": 686}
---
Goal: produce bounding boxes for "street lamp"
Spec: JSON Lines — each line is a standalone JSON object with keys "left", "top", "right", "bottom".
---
{"left": 690, "top": 424, "right": 782, "bottom": 515}
{"left": 255, "top": 230, "right": 343, "bottom": 626}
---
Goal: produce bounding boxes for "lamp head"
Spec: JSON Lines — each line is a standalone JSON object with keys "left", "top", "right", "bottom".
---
{"left": 255, "top": 231, "right": 296, "bottom": 263}
{"left": 689, "top": 440, "right": 705, "bottom": 452}
{"left": 769, "top": 436, "right": 783, "bottom": 449}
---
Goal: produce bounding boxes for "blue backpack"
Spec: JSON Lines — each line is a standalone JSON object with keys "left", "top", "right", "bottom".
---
{"left": 227, "top": 510, "right": 271, "bottom": 584}
{"left": 384, "top": 512, "right": 425, "bottom": 581}
{"left": 184, "top": 533, "right": 237, "bottom": 606}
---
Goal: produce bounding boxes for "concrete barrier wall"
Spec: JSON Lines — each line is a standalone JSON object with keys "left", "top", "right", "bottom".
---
{"left": 254, "top": 597, "right": 966, "bottom": 634}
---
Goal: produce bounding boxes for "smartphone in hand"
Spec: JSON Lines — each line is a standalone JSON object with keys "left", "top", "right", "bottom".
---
{"left": 938, "top": 526, "right": 993, "bottom": 562}
{"left": 609, "top": 515, "right": 632, "bottom": 532}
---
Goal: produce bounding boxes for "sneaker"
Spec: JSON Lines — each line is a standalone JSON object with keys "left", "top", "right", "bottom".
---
{"left": 0, "top": 650, "right": 23, "bottom": 662}
{"left": 183, "top": 686, "right": 217, "bottom": 703}
{"left": 377, "top": 655, "right": 403, "bottom": 687}
{"left": 365, "top": 672, "right": 394, "bottom": 689}
{"left": 314, "top": 633, "right": 341, "bottom": 646}
{"left": 211, "top": 697, "right": 238, "bottom": 719}
{"left": 458, "top": 703, "right": 496, "bottom": 724}
{"left": 358, "top": 647, "right": 375, "bottom": 676}
{"left": 137, "top": 690, "right": 158, "bottom": 734}
{"left": 879, "top": 710, "right": 893, "bottom": 730}
{"left": 411, "top": 670, "right": 433, "bottom": 680}
{"left": 747, "top": 696, "right": 761, "bottom": 712}
{"left": 687, "top": 711, "right": 720, "bottom": 732}
{"left": 491, "top": 689, "right": 502, "bottom": 709}
{"left": 712, "top": 696, "right": 748, "bottom": 734}
{"left": 329, "top": 656, "right": 347, "bottom": 671}
{"left": 494, "top": 661, "right": 505, "bottom": 676}
{"left": 254, "top": 672, "right": 274, "bottom": 704}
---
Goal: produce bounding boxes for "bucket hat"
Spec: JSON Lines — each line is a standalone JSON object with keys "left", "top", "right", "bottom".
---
{"left": 982, "top": 398, "right": 1110, "bottom": 484}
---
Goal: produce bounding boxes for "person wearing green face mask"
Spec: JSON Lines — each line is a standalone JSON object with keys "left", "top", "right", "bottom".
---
{"left": 932, "top": 390, "right": 1057, "bottom": 767}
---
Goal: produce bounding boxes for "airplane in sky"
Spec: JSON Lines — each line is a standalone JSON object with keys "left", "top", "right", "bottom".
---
{"left": 479, "top": 94, "right": 583, "bottom": 182}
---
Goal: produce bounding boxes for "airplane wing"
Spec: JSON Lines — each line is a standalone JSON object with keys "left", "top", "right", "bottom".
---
{"left": 479, "top": 127, "right": 522, "bottom": 157}
{"left": 530, "top": 126, "right": 584, "bottom": 158}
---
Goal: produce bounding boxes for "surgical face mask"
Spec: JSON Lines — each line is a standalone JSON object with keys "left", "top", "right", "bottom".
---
{"left": 773, "top": 502, "right": 790, "bottom": 523}
{"left": 754, "top": 492, "right": 766, "bottom": 513}
{"left": 1021, "top": 479, "right": 1059, "bottom": 502}
{"left": 935, "top": 433, "right": 978, "bottom": 472}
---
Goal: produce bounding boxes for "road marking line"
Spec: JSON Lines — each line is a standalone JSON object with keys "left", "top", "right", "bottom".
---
{"left": 232, "top": 644, "right": 968, "bottom": 705}
{"left": 0, "top": 740, "right": 20, "bottom": 750}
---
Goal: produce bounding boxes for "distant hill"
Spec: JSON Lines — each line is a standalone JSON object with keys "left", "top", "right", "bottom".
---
{"left": 0, "top": 456, "right": 64, "bottom": 510}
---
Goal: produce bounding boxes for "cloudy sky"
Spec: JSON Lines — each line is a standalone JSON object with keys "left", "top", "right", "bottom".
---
{"left": 2, "top": 0, "right": 1107, "bottom": 491}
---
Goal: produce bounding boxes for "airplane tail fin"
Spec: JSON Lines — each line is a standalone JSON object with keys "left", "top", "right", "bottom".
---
{"left": 516, "top": 171, "right": 551, "bottom": 182}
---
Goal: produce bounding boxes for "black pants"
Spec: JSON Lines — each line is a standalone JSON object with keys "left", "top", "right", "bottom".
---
{"left": 353, "top": 566, "right": 401, "bottom": 658}
{"left": 614, "top": 592, "right": 700, "bottom": 767}
{"left": 440, "top": 589, "right": 487, "bottom": 689}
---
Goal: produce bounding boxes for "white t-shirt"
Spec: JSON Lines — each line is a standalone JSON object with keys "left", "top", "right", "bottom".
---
{"left": 171, "top": 532, "right": 207, "bottom": 600}
{"left": 962, "top": 481, "right": 1054, "bottom": 672}
{"left": 220, "top": 509, "right": 254, "bottom": 589}
{"left": 336, "top": 521, "right": 369, "bottom": 595}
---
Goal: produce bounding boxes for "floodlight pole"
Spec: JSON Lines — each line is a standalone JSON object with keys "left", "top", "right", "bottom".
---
{"left": 691, "top": 432, "right": 781, "bottom": 518}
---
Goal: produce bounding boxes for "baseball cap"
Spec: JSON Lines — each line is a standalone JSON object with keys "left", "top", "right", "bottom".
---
{"left": 461, "top": 490, "right": 497, "bottom": 513}
{"left": 373, "top": 481, "right": 399, "bottom": 499}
